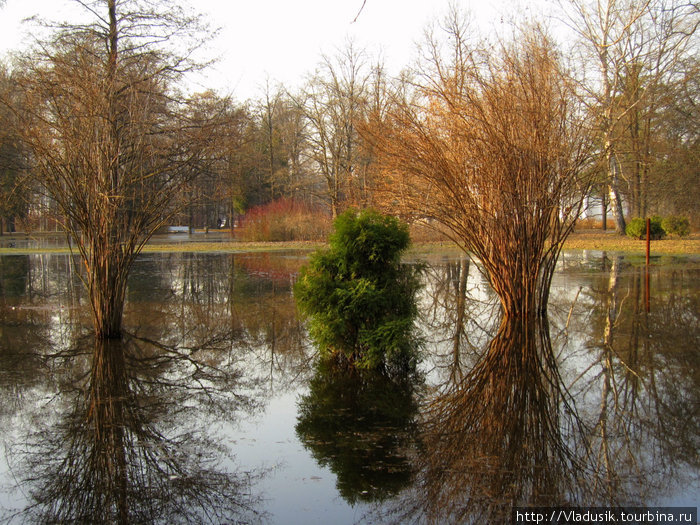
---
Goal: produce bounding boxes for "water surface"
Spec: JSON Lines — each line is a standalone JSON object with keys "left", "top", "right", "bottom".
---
{"left": 0, "top": 250, "right": 697, "bottom": 523}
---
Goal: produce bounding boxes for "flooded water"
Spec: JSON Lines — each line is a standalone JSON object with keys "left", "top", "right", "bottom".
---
{"left": 0, "top": 250, "right": 698, "bottom": 523}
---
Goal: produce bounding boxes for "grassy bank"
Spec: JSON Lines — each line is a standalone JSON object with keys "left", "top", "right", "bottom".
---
{"left": 409, "top": 231, "right": 700, "bottom": 256}
{"left": 562, "top": 230, "right": 700, "bottom": 254}
{"left": 0, "top": 238, "right": 325, "bottom": 256}
{"left": 1, "top": 230, "right": 698, "bottom": 255}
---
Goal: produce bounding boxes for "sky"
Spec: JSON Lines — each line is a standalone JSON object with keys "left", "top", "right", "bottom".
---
{"left": 0, "top": 0, "right": 545, "bottom": 101}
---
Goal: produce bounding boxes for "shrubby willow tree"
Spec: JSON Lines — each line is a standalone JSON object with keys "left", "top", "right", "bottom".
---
{"left": 358, "top": 20, "right": 594, "bottom": 521}
{"left": 12, "top": 0, "right": 218, "bottom": 338}
{"left": 294, "top": 209, "right": 421, "bottom": 372}
{"left": 365, "top": 18, "right": 591, "bottom": 318}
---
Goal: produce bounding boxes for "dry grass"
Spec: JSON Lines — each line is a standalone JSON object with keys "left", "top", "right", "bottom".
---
{"left": 140, "top": 240, "right": 325, "bottom": 253}
{"left": 2, "top": 231, "right": 698, "bottom": 255}
{"left": 563, "top": 229, "right": 700, "bottom": 254}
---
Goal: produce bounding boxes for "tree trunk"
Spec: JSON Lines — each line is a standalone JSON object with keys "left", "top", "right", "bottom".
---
{"left": 601, "top": 189, "right": 607, "bottom": 231}
{"left": 607, "top": 151, "right": 626, "bottom": 234}
{"left": 88, "top": 248, "right": 128, "bottom": 339}
{"left": 608, "top": 183, "right": 626, "bottom": 235}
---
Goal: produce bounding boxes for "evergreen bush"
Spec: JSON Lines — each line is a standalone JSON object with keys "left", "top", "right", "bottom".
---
{"left": 294, "top": 209, "right": 421, "bottom": 372}
{"left": 625, "top": 216, "right": 665, "bottom": 240}
{"left": 661, "top": 216, "right": 690, "bottom": 237}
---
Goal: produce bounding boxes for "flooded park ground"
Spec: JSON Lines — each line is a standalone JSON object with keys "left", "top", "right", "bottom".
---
{"left": 0, "top": 235, "right": 697, "bottom": 523}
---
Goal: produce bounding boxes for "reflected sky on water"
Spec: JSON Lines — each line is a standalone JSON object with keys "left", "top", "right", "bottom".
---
{"left": 0, "top": 250, "right": 697, "bottom": 523}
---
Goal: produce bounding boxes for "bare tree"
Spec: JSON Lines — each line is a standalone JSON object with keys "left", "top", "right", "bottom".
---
{"left": 297, "top": 41, "right": 371, "bottom": 218}
{"left": 276, "top": 94, "right": 313, "bottom": 202}
{"left": 366, "top": 16, "right": 591, "bottom": 318}
{"left": 353, "top": 61, "right": 390, "bottom": 208}
{"left": 181, "top": 90, "right": 236, "bottom": 232}
{"left": 258, "top": 79, "right": 286, "bottom": 201}
{"left": 648, "top": 55, "right": 700, "bottom": 223}
{"left": 618, "top": 0, "right": 698, "bottom": 219}
{"left": 559, "top": 0, "right": 698, "bottom": 231}
{"left": 11, "top": 0, "right": 217, "bottom": 338}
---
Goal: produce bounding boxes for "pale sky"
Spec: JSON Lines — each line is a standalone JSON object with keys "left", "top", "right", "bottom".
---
{"left": 0, "top": 0, "right": 546, "bottom": 101}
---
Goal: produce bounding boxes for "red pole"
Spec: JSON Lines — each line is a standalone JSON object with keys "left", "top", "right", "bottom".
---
{"left": 646, "top": 217, "right": 650, "bottom": 266}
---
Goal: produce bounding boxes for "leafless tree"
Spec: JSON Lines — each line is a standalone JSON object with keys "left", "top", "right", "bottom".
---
{"left": 296, "top": 41, "right": 373, "bottom": 218}
{"left": 0, "top": 66, "right": 29, "bottom": 234}
{"left": 558, "top": 0, "right": 698, "bottom": 231}
{"left": 11, "top": 0, "right": 219, "bottom": 338}
{"left": 365, "top": 15, "right": 592, "bottom": 319}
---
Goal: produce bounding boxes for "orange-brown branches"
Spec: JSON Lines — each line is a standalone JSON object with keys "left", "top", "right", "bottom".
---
{"left": 365, "top": 22, "right": 592, "bottom": 317}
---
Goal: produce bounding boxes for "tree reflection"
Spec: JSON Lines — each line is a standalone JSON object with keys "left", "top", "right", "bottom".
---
{"left": 572, "top": 255, "right": 700, "bottom": 505}
{"left": 419, "top": 255, "right": 500, "bottom": 384}
{"left": 381, "top": 254, "right": 700, "bottom": 524}
{"left": 2, "top": 251, "right": 697, "bottom": 523}
{"left": 7, "top": 335, "right": 265, "bottom": 524}
{"left": 295, "top": 360, "right": 421, "bottom": 504}
{"left": 385, "top": 314, "right": 582, "bottom": 524}
{"left": 126, "top": 252, "right": 312, "bottom": 392}
{"left": 0, "top": 255, "right": 28, "bottom": 297}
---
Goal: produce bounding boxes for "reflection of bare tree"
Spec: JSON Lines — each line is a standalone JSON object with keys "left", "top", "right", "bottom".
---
{"left": 419, "top": 256, "right": 499, "bottom": 385}
{"left": 574, "top": 255, "right": 700, "bottom": 505}
{"left": 423, "top": 257, "right": 471, "bottom": 382}
{"left": 590, "top": 254, "right": 623, "bottom": 502}
{"left": 6, "top": 336, "right": 266, "bottom": 524}
{"left": 126, "top": 252, "right": 313, "bottom": 392}
{"left": 381, "top": 315, "right": 583, "bottom": 524}
{"left": 0, "top": 255, "right": 28, "bottom": 298}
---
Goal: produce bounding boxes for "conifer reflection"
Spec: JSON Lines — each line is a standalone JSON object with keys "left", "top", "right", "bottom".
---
{"left": 12, "top": 336, "right": 264, "bottom": 524}
{"left": 295, "top": 359, "right": 420, "bottom": 504}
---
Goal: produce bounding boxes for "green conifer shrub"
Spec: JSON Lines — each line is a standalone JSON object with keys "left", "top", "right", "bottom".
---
{"left": 294, "top": 209, "right": 421, "bottom": 372}
{"left": 625, "top": 216, "right": 665, "bottom": 240}
{"left": 661, "top": 216, "right": 690, "bottom": 237}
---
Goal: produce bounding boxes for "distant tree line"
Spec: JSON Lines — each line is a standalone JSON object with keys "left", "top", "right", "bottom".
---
{"left": 1, "top": 0, "right": 698, "bottom": 237}
{"left": 0, "top": 34, "right": 389, "bottom": 235}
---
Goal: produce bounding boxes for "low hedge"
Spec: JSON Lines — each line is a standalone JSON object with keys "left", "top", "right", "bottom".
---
{"left": 625, "top": 215, "right": 690, "bottom": 239}
{"left": 661, "top": 216, "right": 690, "bottom": 237}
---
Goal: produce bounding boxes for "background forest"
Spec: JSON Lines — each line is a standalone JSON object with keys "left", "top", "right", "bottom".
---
{"left": 0, "top": 0, "right": 697, "bottom": 240}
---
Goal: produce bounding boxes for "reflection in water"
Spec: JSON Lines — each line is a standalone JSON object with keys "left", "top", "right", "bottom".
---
{"left": 384, "top": 314, "right": 583, "bottom": 524}
{"left": 127, "top": 252, "right": 311, "bottom": 393}
{"left": 376, "top": 254, "right": 699, "bottom": 524}
{"left": 0, "top": 256, "right": 29, "bottom": 298}
{"left": 418, "top": 255, "right": 500, "bottom": 384}
{"left": 572, "top": 255, "right": 700, "bottom": 505}
{"left": 6, "top": 335, "right": 266, "bottom": 524}
{"left": 295, "top": 360, "right": 420, "bottom": 504}
{"left": 0, "top": 251, "right": 698, "bottom": 524}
